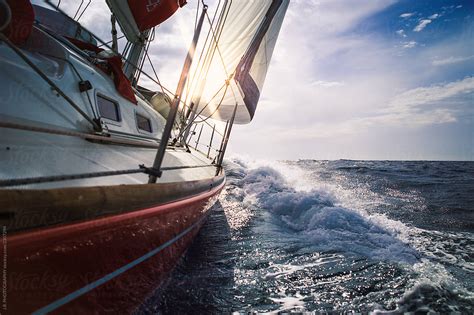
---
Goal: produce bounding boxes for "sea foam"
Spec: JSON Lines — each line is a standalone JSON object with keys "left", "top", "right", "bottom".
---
{"left": 224, "top": 158, "right": 420, "bottom": 264}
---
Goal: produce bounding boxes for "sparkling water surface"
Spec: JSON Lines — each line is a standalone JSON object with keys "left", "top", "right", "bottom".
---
{"left": 144, "top": 159, "right": 474, "bottom": 313}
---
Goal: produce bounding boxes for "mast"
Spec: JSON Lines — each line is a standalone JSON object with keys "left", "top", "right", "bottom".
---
{"left": 123, "top": 30, "right": 149, "bottom": 84}
{"left": 148, "top": 5, "right": 208, "bottom": 183}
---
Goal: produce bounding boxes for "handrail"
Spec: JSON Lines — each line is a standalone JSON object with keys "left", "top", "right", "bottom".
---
{"left": 0, "top": 122, "right": 161, "bottom": 149}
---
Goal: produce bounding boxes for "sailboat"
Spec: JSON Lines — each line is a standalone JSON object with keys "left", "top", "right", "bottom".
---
{"left": 0, "top": 0, "right": 289, "bottom": 313}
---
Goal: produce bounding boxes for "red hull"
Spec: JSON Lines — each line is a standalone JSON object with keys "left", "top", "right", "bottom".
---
{"left": 4, "top": 180, "right": 224, "bottom": 314}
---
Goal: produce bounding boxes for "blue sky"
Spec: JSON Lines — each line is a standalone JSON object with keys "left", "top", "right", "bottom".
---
{"left": 228, "top": 0, "right": 473, "bottom": 160}
{"left": 41, "top": 0, "right": 473, "bottom": 160}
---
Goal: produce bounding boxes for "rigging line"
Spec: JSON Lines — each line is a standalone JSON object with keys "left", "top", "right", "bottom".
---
{"left": 73, "top": 0, "right": 84, "bottom": 20}
{"left": 135, "top": 28, "right": 153, "bottom": 84}
{"left": 77, "top": 0, "right": 91, "bottom": 22}
{"left": 0, "top": 33, "right": 100, "bottom": 131}
{"left": 98, "top": 34, "right": 126, "bottom": 48}
{"left": 190, "top": 82, "right": 227, "bottom": 121}
{"left": 194, "top": 0, "right": 200, "bottom": 31}
{"left": 45, "top": 1, "right": 119, "bottom": 56}
{"left": 45, "top": 53, "right": 99, "bottom": 120}
{"left": 186, "top": 0, "right": 236, "bottom": 108}
{"left": 204, "top": 11, "right": 230, "bottom": 79}
{"left": 175, "top": 82, "right": 227, "bottom": 140}
{"left": 193, "top": 84, "right": 228, "bottom": 124}
{"left": 0, "top": 164, "right": 215, "bottom": 187}
{"left": 144, "top": 52, "right": 212, "bottom": 124}
{"left": 180, "top": 0, "right": 225, "bottom": 125}
{"left": 42, "top": 0, "right": 216, "bottom": 122}
{"left": 204, "top": 0, "right": 239, "bottom": 104}
{"left": 184, "top": 0, "right": 222, "bottom": 107}
{"left": 194, "top": 0, "right": 227, "bottom": 89}
{"left": 122, "top": 41, "right": 131, "bottom": 59}
{"left": 145, "top": 51, "right": 166, "bottom": 95}
{"left": 42, "top": 0, "right": 212, "bottom": 138}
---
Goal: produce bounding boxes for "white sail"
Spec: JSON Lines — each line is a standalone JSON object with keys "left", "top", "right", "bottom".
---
{"left": 189, "top": 0, "right": 289, "bottom": 124}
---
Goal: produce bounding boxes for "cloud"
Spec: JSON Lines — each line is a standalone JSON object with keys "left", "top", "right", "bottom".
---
{"left": 396, "top": 29, "right": 407, "bottom": 37}
{"left": 357, "top": 78, "right": 474, "bottom": 127}
{"left": 428, "top": 13, "right": 440, "bottom": 19}
{"left": 275, "top": 77, "right": 473, "bottom": 140}
{"left": 311, "top": 80, "right": 345, "bottom": 88}
{"left": 386, "top": 77, "right": 474, "bottom": 111}
{"left": 402, "top": 41, "right": 417, "bottom": 49}
{"left": 432, "top": 55, "right": 474, "bottom": 66}
{"left": 400, "top": 12, "right": 415, "bottom": 18}
{"left": 413, "top": 19, "right": 432, "bottom": 32}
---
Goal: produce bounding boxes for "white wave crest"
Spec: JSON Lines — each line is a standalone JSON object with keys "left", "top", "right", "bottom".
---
{"left": 225, "top": 158, "right": 420, "bottom": 263}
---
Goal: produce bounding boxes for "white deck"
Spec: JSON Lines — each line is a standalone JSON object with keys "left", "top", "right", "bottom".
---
{"left": 0, "top": 26, "right": 218, "bottom": 189}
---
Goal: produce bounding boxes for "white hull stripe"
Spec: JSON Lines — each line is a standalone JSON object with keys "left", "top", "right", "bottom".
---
{"left": 33, "top": 211, "right": 210, "bottom": 315}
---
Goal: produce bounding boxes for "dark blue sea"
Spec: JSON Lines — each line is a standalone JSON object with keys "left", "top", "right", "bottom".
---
{"left": 150, "top": 159, "right": 474, "bottom": 313}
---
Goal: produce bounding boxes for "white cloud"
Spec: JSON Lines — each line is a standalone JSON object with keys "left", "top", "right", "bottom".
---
{"left": 274, "top": 77, "right": 473, "bottom": 140}
{"left": 386, "top": 77, "right": 474, "bottom": 110}
{"left": 400, "top": 12, "right": 415, "bottom": 18}
{"left": 311, "top": 80, "right": 345, "bottom": 88}
{"left": 414, "top": 19, "right": 432, "bottom": 32}
{"left": 354, "top": 78, "right": 474, "bottom": 128}
{"left": 396, "top": 29, "right": 407, "bottom": 37}
{"left": 403, "top": 41, "right": 417, "bottom": 49}
{"left": 432, "top": 55, "right": 474, "bottom": 66}
{"left": 428, "top": 13, "right": 440, "bottom": 19}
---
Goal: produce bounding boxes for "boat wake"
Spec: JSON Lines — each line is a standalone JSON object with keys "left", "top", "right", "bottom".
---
{"left": 155, "top": 158, "right": 474, "bottom": 313}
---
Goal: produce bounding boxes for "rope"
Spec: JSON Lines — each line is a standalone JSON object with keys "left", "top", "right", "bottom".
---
{"left": 193, "top": 84, "right": 228, "bottom": 124}
{"left": 0, "top": 164, "right": 215, "bottom": 187}
{"left": 145, "top": 51, "right": 166, "bottom": 95}
{"left": 183, "top": 0, "right": 222, "bottom": 111}
{"left": 175, "top": 82, "right": 227, "bottom": 141}
{"left": 98, "top": 34, "right": 125, "bottom": 48}
{"left": 73, "top": 0, "right": 84, "bottom": 20}
{"left": 76, "top": 0, "right": 91, "bottom": 22}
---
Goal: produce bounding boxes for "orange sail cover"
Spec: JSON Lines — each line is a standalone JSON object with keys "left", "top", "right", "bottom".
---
{"left": 128, "top": 0, "right": 187, "bottom": 32}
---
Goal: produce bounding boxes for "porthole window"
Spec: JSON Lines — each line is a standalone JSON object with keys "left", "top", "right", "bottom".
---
{"left": 136, "top": 113, "right": 152, "bottom": 132}
{"left": 97, "top": 95, "right": 120, "bottom": 121}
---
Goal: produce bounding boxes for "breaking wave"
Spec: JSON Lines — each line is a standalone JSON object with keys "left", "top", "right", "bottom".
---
{"left": 226, "top": 159, "right": 419, "bottom": 263}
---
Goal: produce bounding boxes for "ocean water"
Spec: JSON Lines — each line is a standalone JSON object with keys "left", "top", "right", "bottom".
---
{"left": 150, "top": 159, "right": 474, "bottom": 313}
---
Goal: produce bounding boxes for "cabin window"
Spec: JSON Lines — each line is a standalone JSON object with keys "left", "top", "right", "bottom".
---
{"left": 97, "top": 95, "right": 120, "bottom": 121}
{"left": 136, "top": 113, "right": 152, "bottom": 133}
